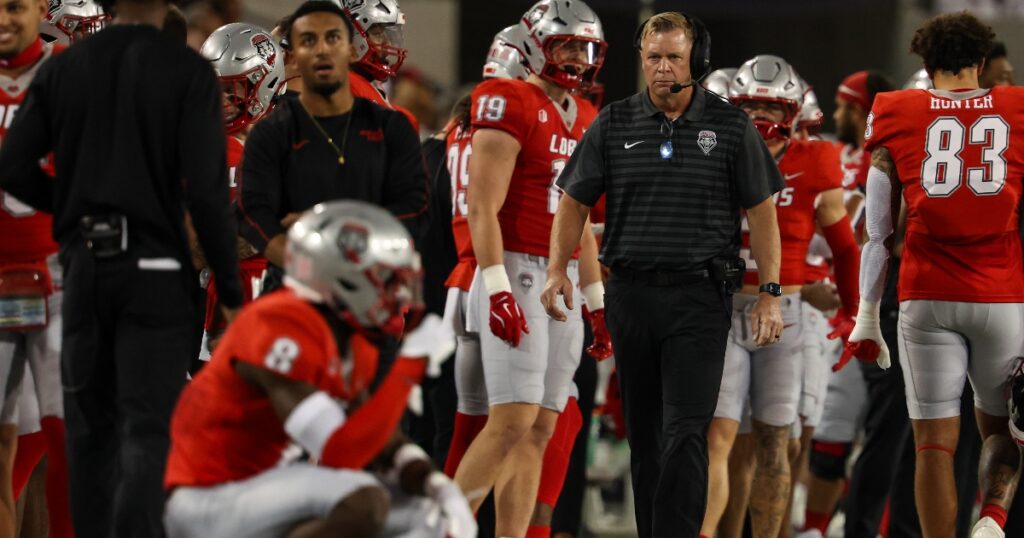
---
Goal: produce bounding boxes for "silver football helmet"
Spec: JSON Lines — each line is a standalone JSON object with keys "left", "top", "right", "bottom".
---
{"left": 39, "top": 0, "right": 109, "bottom": 45}
{"left": 483, "top": 25, "right": 530, "bottom": 81}
{"left": 797, "top": 82, "right": 824, "bottom": 137}
{"left": 286, "top": 201, "right": 422, "bottom": 336}
{"left": 516, "top": 0, "right": 607, "bottom": 89}
{"left": 903, "top": 68, "right": 933, "bottom": 90}
{"left": 200, "top": 23, "right": 286, "bottom": 134}
{"left": 730, "top": 55, "right": 805, "bottom": 139}
{"left": 702, "top": 67, "right": 736, "bottom": 97}
{"left": 339, "top": 0, "right": 407, "bottom": 81}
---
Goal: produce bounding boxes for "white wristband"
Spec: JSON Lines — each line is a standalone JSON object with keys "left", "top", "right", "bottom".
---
{"left": 482, "top": 265, "right": 512, "bottom": 295}
{"left": 581, "top": 282, "right": 605, "bottom": 311}
{"left": 387, "top": 442, "right": 430, "bottom": 484}
{"left": 283, "top": 391, "right": 346, "bottom": 459}
{"left": 854, "top": 299, "right": 881, "bottom": 327}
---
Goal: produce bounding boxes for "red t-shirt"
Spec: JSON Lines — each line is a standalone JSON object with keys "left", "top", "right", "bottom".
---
{"left": 864, "top": 87, "right": 1024, "bottom": 302}
{"left": 470, "top": 78, "right": 597, "bottom": 258}
{"left": 0, "top": 43, "right": 60, "bottom": 265}
{"left": 742, "top": 139, "right": 843, "bottom": 286}
{"left": 166, "top": 290, "right": 377, "bottom": 488}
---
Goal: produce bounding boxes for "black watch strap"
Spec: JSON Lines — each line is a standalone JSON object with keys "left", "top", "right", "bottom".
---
{"left": 759, "top": 282, "right": 782, "bottom": 297}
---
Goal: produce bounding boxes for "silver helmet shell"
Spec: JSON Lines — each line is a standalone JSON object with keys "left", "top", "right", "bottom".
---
{"left": 702, "top": 67, "right": 736, "bottom": 97}
{"left": 797, "top": 82, "right": 824, "bottom": 136}
{"left": 286, "top": 201, "right": 422, "bottom": 336}
{"left": 201, "top": 23, "right": 286, "bottom": 134}
{"left": 516, "top": 0, "right": 607, "bottom": 89}
{"left": 40, "top": 0, "right": 109, "bottom": 45}
{"left": 483, "top": 25, "right": 530, "bottom": 81}
{"left": 903, "top": 68, "right": 933, "bottom": 90}
{"left": 340, "top": 0, "right": 407, "bottom": 81}
{"left": 729, "top": 54, "right": 805, "bottom": 139}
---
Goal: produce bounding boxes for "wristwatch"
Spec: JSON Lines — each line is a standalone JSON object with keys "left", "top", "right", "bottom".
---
{"left": 759, "top": 282, "right": 782, "bottom": 297}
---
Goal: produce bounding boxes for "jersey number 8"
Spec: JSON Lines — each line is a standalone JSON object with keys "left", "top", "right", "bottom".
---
{"left": 921, "top": 115, "right": 1008, "bottom": 197}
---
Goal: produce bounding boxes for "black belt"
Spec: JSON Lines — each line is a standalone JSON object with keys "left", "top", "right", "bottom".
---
{"left": 611, "top": 264, "right": 709, "bottom": 287}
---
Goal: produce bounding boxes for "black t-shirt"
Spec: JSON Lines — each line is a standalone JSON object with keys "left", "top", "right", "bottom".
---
{"left": 0, "top": 25, "right": 242, "bottom": 307}
{"left": 237, "top": 96, "right": 429, "bottom": 251}
{"left": 420, "top": 135, "right": 457, "bottom": 316}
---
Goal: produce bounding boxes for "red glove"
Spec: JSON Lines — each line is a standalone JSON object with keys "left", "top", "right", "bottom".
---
{"left": 827, "top": 310, "right": 856, "bottom": 343}
{"left": 583, "top": 305, "right": 613, "bottom": 361}
{"left": 489, "top": 291, "right": 529, "bottom": 347}
{"left": 833, "top": 339, "right": 882, "bottom": 373}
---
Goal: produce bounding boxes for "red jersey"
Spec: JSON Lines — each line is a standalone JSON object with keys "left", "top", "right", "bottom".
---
{"left": 804, "top": 143, "right": 867, "bottom": 283}
{"left": 227, "top": 135, "right": 244, "bottom": 200}
{"left": 742, "top": 139, "right": 843, "bottom": 286}
{"left": 865, "top": 87, "right": 1024, "bottom": 302}
{"left": 0, "top": 42, "right": 59, "bottom": 265}
{"left": 349, "top": 71, "right": 420, "bottom": 133}
{"left": 167, "top": 290, "right": 377, "bottom": 488}
{"left": 445, "top": 122, "right": 476, "bottom": 291}
{"left": 470, "top": 78, "right": 597, "bottom": 257}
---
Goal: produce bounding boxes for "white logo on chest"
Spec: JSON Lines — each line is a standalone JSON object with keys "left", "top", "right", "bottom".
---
{"left": 549, "top": 134, "right": 577, "bottom": 157}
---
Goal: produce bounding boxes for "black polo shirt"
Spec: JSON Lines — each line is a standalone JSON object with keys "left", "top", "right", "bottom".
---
{"left": 558, "top": 87, "right": 783, "bottom": 272}
{"left": 236, "top": 96, "right": 429, "bottom": 251}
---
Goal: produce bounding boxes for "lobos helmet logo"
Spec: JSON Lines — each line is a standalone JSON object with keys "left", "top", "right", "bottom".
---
{"left": 342, "top": 0, "right": 366, "bottom": 9}
{"left": 47, "top": 0, "right": 60, "bottom": 15}
{"left": 697, "top": 130, "right": 717, "bottom": 156}
{"left": 337, "top": 223, "right": 369, "bottom": 263}
{"left": 524, "top": 3, "right": 548, "bottom": 29}
{"left": 252, "top": 34, "right": 277, "bottom": 67}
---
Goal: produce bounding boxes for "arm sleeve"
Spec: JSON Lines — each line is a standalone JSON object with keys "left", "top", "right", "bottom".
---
{"left": 822, "top": 215, "right": 860, "bottom": 313}
{"left": 236, "top": 118, "right": 288, "bottom": 252}
{"left": 733, "top": 118, "right": 785, "bottom": 209}
{"left": 557, "top": 109, "right": 607, "bottom": 207}
{"left": 0, "top": 69, "right": 54, "bottom": 211}
{"left": 180, "top": 61, "right": 242, "bottom": 308}
{"left": 860, "top": 166, "right": 894, "bottom": 304}
{"left": 319, "top": 357, "right": 426, "bottom": 470}
{"left": 382, "top": 110, "right": 429, "bottom": 235}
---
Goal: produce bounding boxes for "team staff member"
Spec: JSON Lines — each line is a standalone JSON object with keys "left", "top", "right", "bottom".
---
{"left": 237, "top": 1, "right": 428, "bottom": 276}
{"left": 545, "top": 12, "right": 784, "bottom": 536}
{"left": 0, "top": 0, "right": 243, "bottom": 535}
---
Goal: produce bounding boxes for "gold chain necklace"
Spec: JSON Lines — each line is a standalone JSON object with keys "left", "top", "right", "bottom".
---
{"left": 299, "top": 100, "right": 353, "bottom": 165}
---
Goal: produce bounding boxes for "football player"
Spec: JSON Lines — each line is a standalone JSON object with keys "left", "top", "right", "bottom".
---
{"left": 442, "top": 24, "right": 607, "bottom": 538}
{"left": 449, "top": 1, "right": 608, "bottom": 535}
{"left": 701, "top": 54, "right": 860, "bottom": 538}
{"left": 0, "top": 2, "right": 75, "bottom": 536}
{"left": 195, "top": 22, "right": 286, "bottom": 357}
{"left": 38, "top": 0, "right": 109, "bottom": 45}
{"left": 847, "top": 12, "right": 1024, "bottom": 538}
{"left": 164, "top": 201, "right": 475, "bottom": 538}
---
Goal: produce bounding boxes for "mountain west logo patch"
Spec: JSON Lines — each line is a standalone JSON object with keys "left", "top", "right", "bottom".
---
{"left": 252, "top": 34, "right": 277, "bottom": 67}
{"left": 697, "top": 130, "right": 717, "bottom": 156}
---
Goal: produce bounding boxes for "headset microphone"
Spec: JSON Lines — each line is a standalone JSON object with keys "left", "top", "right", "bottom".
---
{"left": 670, "top": 80, "right": 695, "bottom": 93}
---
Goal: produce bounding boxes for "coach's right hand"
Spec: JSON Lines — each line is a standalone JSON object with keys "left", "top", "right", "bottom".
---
{"left": 482, "top": 265, "right": 529, "bottom": 347}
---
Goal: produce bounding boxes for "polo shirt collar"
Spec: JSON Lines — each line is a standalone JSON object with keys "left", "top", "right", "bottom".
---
{"left": 640, "top": 86, "right": 707, "bottom": 122}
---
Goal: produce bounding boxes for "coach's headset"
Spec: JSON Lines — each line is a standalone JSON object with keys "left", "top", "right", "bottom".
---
{"left": 634, "top": 11, "right": 711, "bottom": 92}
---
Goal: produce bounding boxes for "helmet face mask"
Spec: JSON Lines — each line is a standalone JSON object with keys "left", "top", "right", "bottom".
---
{"left": 40, "top": 0, "right": 110, "bottom": 45}
{"left": 540, "top": 35, "right": 606, "bottom": 89}
{"left": 729, "top": 55, "right": 805, "bottom": 141}
{"left": 201, "top": 24, "right": 286, "bottom": 134}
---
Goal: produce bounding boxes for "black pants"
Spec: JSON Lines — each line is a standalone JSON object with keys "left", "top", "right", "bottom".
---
{"left": 60, "top": 243, "right": 197, "bottom": 538}
{"left": 604, "top": 274, "right": 730, "bottom": 538}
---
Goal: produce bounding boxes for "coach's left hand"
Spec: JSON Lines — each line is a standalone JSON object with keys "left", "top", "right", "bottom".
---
{"left": 751, "top": 294, "right": 783, "bottom": 347}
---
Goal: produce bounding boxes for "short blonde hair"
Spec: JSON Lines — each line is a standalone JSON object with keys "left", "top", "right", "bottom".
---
{"left": 639, "top": 12, "right": 693, "bottom": 48}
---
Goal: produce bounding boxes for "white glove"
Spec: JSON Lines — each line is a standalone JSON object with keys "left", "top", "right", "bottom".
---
{"left": 426, "top": 472, "right": 477, "bottom": 538}
{"left": 849, "top": 300, "right": 891, "bottom": 369}
{"left": 399, "top": 313, "right": 456, "bottom": 378}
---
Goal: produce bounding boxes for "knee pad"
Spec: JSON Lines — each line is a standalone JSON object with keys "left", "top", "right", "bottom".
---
{"left": 808, "top": 440, "right": 852, "bottom": 480}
